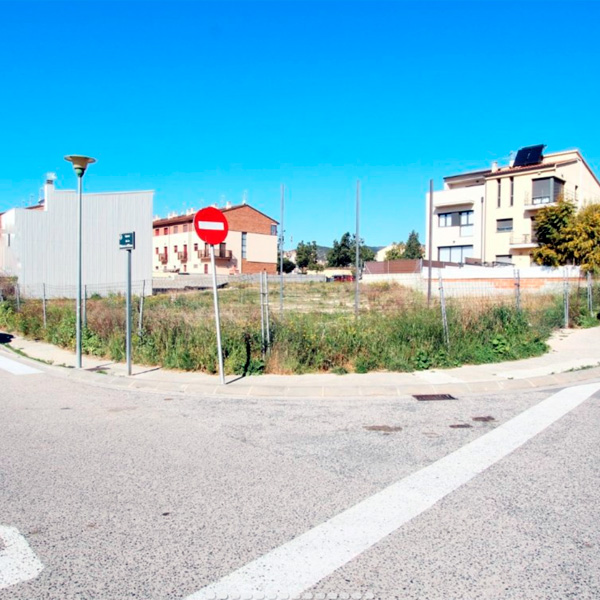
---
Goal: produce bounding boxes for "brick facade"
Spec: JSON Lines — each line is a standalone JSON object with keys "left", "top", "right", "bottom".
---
{"left": 241, "top": 259, "right": 277, "bottom": 274}
{"left": 223, "top": 205, "right": 277, "bottom": 235}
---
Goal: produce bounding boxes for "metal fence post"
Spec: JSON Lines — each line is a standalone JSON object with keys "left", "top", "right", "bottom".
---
{"left": 259, "top": 270, "right": 265, "bottom": 354}
{"left": 438, "top": 271, "right": 449, "bottom": 347}
{"left": 514, "top": 268, "right": 521, "bottom": 312}
{"left": 16, "top": 284, "right": 20, "bottom": 312}
{"left": 42, "top": 283, "right": 47, "bottom": 329}
{"left": 587, "top": 271, "right": 593, "bottom": 316}
{"left": 138, "top": 279, "right": 145, "bottom": 336}
{"left": 264, "top": 271, "right": 271, "bottom": 350}
{"left": 563, "top": 267, "right": 569, "bottom": 328}
{"left": 83, "top": 284, "right": 87, "bottom": 329}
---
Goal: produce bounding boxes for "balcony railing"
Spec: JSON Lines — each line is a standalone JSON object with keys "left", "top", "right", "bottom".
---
{"left": 510, "top": 233, "right": 538, "bottom": 246}
{"left": 178, "top": 251, "right": 188, "bottom": 263}
{"left": 158, "top": 253, "right": 168, "bottom": 264}
{"left": 198, "top": 248, "right": 232, "bottom": 261}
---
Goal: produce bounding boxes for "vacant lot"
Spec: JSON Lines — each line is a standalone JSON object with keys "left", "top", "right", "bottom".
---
{"left": 0, "top": 280, "right": 598, "bottom": 375}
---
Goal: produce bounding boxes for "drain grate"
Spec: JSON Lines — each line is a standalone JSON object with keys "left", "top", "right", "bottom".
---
{"left": 449, "top": 423, "right": 472, "bottom": 429}
{"left": 413, "top": 394, "right": 457, "bottom": 401}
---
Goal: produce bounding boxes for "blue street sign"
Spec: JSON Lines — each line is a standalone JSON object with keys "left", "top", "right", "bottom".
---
{"left": 119, "top": 232, "right": 135, "bottom": 250}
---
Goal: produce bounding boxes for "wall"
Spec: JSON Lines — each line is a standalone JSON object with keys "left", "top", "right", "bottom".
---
{"left": 1, "top": 186, "right": 153, "bottom": 297}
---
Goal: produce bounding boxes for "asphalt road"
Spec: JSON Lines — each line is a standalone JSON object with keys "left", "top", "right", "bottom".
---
{"left": 1, "top": 362, "right": 599, "bottom": 599}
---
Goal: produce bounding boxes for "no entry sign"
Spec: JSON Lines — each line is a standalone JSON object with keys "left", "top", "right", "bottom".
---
{"left": 194, "top": 207, "right": 229, "bottom": 245}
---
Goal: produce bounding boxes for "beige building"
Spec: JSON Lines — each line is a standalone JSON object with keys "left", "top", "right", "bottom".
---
{"left": 425, "top": 145, "right": 600, "bottom": 268}
{"left": 153, "top": 203, "right": 278, "bottom": 275}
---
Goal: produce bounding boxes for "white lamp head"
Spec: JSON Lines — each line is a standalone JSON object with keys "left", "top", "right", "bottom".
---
{"left": 64, "top": 155, "right": 96, "bottom": 177}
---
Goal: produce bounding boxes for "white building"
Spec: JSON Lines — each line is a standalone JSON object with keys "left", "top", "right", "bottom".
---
{"left": 0, "top": 175, "right": 153, "bottom": 297}
{"left": 425, "top": 145, "right": 600, "bottom": 268}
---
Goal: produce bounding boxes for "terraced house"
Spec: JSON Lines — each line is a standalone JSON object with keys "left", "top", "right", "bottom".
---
{"left": 153, "top": 203, "right": 278, "bottom": 275}
{"left": 425, "top": 145, "right": 600, "bottom": 268}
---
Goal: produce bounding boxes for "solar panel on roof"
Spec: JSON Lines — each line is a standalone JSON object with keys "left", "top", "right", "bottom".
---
{"left": 513, "top": 144, "right": 546, "bottom": 167}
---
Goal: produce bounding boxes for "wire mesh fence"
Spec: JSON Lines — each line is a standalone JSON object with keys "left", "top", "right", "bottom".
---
{"left": 1, "top": 269, "right": 599, "bottom": 375}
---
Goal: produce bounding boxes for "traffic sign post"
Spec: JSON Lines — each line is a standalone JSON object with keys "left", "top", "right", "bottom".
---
{"left": 120, "top": 232, "right": 135, "bottom": 376}
{"left": 194, "top": 208, "right": 228, "bottom": 385}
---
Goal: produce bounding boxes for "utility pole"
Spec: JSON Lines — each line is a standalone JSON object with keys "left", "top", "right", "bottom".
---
{"left": 355, "top": 180, "right": 360, "bottom": 319}
{"left": 427, "top": 179, "right": 433, "bottom": 306}
{"left": 280, "top": 183, "right": 284, "bottom": 315}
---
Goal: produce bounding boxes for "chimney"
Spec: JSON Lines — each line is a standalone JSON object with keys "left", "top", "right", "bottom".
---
{"left": 491, "top": 161, "right": 498, "bottom": 173}
{"left": 42, "top": 172, "right": 57, "bottom": 208}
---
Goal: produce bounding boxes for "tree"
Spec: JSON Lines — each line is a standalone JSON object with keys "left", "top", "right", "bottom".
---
{"left": 384, "top": 243, "right": 405, "bottom": 261}
{"left": 327, "top": 233, "right": 353, "bottom": 267}
{"left": 561, "top": 203, "right": 600, "bottom": 273}
{"left": 533, "top": 199, "right": 600, "bottom": 272}
{"left": 532, "top": 199, "right": 576, "bottom": 267}
{"left": 296, "top": 241, "right": 319, "bottom": 273}
{"left": 277, "top": 257, "right": 296, "bottom": 274}
{"left": 327, "top": 233, "right": 375, "bottom": 267}
{"left": 402, "top": 230, "right": 424, "bottom": 259}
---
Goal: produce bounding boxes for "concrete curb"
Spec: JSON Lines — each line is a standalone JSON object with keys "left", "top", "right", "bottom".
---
{"left": 3, "top": 331, "right": 600, "bottom": 398}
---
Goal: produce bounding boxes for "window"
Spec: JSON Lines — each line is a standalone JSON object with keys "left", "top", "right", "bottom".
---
{"left": 271, "top": 224, "right": 277, "bottom": 236}
{"left": 155, "top": 247, "right": 159, "bottom": 254}
{"left": 497, "top": 179, "right": 502, "bottom": 208}
{"left": 439, "top": 213, "right": 453, "bottom": 227}
{"left": 163, "top": 227, "right": 168, "bottom": 235}
{"left": 219, "top": 243, "right": 226, "bottom": 258}
{"left": 532, "top": 177, "right": 564, "bottom": 205}
{"left": 193, "top": 243, "right": 198, "bottom": 251}
{"left": 241, "top": 232, "right": 247, "bottom": 259}
{"left": 174, "top": 225, "right": 179, "bottom": 234}
{"left": 154, "top": 229, "right": 159, "bottom": 237}
{"left": 174, "top": 245, "right": 178, "bottom": 253}
{"left": 510, "top": 177, "right": 514, "bottom": 207}
{"left": 495, "top": 255, "right": 513, "bottom": 264}
{"left": 459, "top": 210, "right": 474, "bottom": 237}
{"left": 183, "top": 223, "right": 188, "bottom": 233}
{"left": 497, "top": 218, "right": 513, "bottom": 232}
{"left": 438, "top": 245, "right": 474, "bottom": 264}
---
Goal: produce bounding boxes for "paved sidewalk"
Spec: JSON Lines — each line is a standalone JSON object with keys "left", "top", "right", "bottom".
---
{"left": 2, "top": 327, "right": 600, "bottom": 397}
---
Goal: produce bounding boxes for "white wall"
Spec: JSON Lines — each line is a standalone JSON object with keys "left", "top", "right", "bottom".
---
{"left": 0, "top": 186, "right": 153, "bottom": 297}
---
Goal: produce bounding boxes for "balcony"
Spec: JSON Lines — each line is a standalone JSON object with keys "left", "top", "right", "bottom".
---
{"left": 198, "top": 248, "right": 232, "bottom": 262}
{"left": 509, "top": 233, "right": 538, "bottom": 249}
{"left": 158, "top": 253, "right": 168, "bottom": 265}
{"left": 524, "top": 196, "right": 557, "bottom": 212}
{"left": 178, "top": 251, "right": 188, "bottom": 263}
{"left": 433, "top": 187, "right": 482, "bottom": 208}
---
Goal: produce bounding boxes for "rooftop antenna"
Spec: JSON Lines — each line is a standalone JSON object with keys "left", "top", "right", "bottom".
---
{"left": 242, "top": 190, "right": 248, "bottom": 205}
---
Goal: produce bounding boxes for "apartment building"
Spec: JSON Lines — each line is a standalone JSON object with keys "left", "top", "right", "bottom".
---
{"left": 153, "top": 203, "right": 278, "bottom": 275}
{"left": 425, "top": 145, "right": 600, "bottom": 268}
{"left": 0, "top": 174, "right": 153, "bottom": 297}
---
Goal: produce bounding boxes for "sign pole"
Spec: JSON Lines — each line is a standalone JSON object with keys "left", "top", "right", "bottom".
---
{"left": 119, "top": 231, "right": 136, "bottom": 376}
{"left": 210, "top": 244, "right": 225, "bottom": 384}
{"left": 126, "top": 248, "right": 132, "bottom": 376}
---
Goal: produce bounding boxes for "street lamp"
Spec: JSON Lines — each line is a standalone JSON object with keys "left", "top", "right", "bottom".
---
{"left": 64, "top": 155, "right": 96, "bottom": 369}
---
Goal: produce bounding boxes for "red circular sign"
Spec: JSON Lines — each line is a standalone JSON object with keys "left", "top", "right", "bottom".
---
{"left": 193, "top": 207, "right": 229, "bottom": 245}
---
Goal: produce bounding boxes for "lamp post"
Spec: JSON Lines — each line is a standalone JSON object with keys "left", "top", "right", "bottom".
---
{"left": 64, "top": 155, "right": 96, "bottom": 369}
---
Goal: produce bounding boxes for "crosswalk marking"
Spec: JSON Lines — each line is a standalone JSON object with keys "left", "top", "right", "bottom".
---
{"left": 185, "top": 382, "right": 600, "bottom": 600}
{"left": 0, "top": 355, "right": 41, "bottom": 375}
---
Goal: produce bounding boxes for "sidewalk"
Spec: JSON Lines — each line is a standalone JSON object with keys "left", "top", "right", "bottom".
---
{"left": 2, "top": 327, "right": 600, "bottom": 398}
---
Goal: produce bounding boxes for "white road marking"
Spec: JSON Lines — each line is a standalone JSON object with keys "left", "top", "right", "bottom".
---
{"left": 185, "top": 382, "right": 600, "bottom": 600}
{"left": 0, "top": 355, "right": 41, "bottom": 375}
{"left": 196, "top": 221, "right": 225, "bottom": 230}
{"left": 0, "top": 526, "right": 44, "bottom": 589}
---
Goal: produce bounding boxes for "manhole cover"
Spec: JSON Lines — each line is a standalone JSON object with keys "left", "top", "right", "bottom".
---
{"left": 413, "top": 394, "right": 457, "bottom": 401}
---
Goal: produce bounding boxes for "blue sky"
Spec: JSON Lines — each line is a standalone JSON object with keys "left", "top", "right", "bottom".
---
{"left": 1, "top": 0, "right": 599, "bottom": 249}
